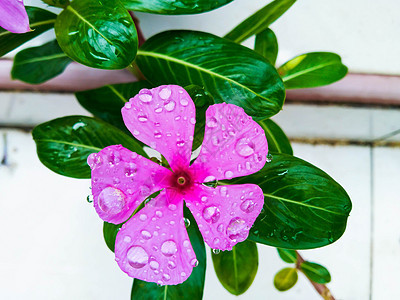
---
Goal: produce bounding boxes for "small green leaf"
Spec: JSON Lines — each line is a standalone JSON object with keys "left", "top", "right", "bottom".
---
{"left": 211, "top": 240, "right": 258, "bottom": 295}
{"left": 32, "top": 116, "right": 147, "bottom": 178}
{"left": 277, "top": 248, "right": 297, "bottom": 263}
{"left": 278, "top": 52, "right": 348, "bottom": 89}
{"left": 0, "top": 7, "right": 56, "bottom": 57}
{"left": 11, "top": 39, "right": 72, "bottom": 84}
{"left": 255, "top": 28, "right": 278, "bottom": 65}
{"left": 75, "top": 81, "right": 152, "bottom": 133}
{"left": 131, "top": 207, "right": 206, "bottom": 300}
{"left": 55, "top": 0, "right": 138, "bottom": 69}
{"left": 227, "top": 153, "right": 352, "bottom": 249}
{"left": 274, "top": 268, "right": 298, "bottom": 291}
{"left": 137, "top": 30, "right": 285, "bottom": 119}
{"left": 42, "top": 0, "right": 69, "bottom": 8}
{"left": 103, "top": 222, "right": 123, "bottom": 252}
{"left": 301, "top": 261, "right": 331, "bottom": 284}
{"left": 259, "top": 119, "right": 293, "bottom": 155}
{"left": 224, "top": 0, "right": 296, "bottom": 44}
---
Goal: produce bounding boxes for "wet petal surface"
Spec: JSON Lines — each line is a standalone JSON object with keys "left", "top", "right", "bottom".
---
{"left": 185, "top": 184, "right": 264, "bottom": 251}
{"left": 0, "top": 0, "right": 30, "bottom": 33}
{"left": 122, "top": 85, "right": 196, "bottom": 171}
{"left": 89, "top": 145, "right": 172, "bottom": 224}
{"left": 115, "top": 190, "right": 197, "bottom": 285}
{"left": 190, "top": 103, "right": 268, "bottom": 182}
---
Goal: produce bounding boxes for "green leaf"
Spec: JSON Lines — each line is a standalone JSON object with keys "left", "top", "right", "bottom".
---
{"left": 42, "top": 0, "right": 69, "bottom": 8}
{"left": 212, "top": 240, "right": 258, "bottom": 295}
{"left": 121, "top": 0, "right": 233, "bottom": 14}
{"left": 11, "top": 40, "right": 72, "bottom": 84}
{"left": 255, "top": 28, "right": 278, "bottom": 65}
{"left": 184, "top": 85, "right": 214, "bottom": 150}
{"left": 301, "top": 261, "right": 331, "bottom": 284}
{"left": 32, "top": 116, "right": 147, "bottom": 178}
{"left": 277, "top": 248, "right": 297, "bottom": 263}
{"left": 224, "top": 0, "right": 296, "bottom": 43}
{"left": 131, "top": 206, "right": 206, "bottom": 300}
{"left": 274, "top": 268, "right": 298, "bottom": 291}
{"left": 0, "top": 7, "right": 56, "bottom": 57}
{"left": 103, "top": 222, "right": 123, "bottom": 252}
{"left": 55, "top": 0, "right": 138, "bottom": 69}
{"left": 75, "top": 81, "right": 152, "bottom": 133}
{"left": 137, "top": 30, "right": 285, "bottom": 119}
{"left": 278, "top": 52, "right": 348, "bottom": 89}
{"left": 228, "top": 153, "right": 352, "bottom": 249}
{"left": 259, "top": 119, "right": 293, "bottom": 155}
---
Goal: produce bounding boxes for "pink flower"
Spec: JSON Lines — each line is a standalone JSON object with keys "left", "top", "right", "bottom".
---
{"left": 88, "top": 85, "right": 268, "bottom": 285}
{"left": 0, "top": 0, "right": 30, "bottom": 33}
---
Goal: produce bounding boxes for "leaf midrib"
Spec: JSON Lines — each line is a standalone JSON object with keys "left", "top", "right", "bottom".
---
{"left": 15, "top": 53, "right": 69, "bottom": 65}
{"left": 281, "top": 61, "right": 339, "bottom": 82}
{"left": 35, "top": 138, "right": 102, "bottom": 151}
{"left": 259, "top": 121, "right": 282, "bottom": 153}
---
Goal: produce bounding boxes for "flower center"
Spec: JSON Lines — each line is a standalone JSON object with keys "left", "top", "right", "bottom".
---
{"left": 177, "top": 176, "right": 186, "bottom": 185}
{"left": 170, "top": 170, "right": 193, "bottom": 193}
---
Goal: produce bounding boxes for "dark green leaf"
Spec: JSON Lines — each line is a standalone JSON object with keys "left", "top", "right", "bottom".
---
{"left": 55, "top": 0, "right": 138, "bottom": 69}
{"left": 212, "top": 240, "right": 258, "bottom": 295}
{"left": 0, "top": 7, "right": 56, "bottom": 57}
{"left": 122, "top": 0, "right": 233, "bottom": 14}
{"left": 131, "top": 206, "right": 206, "bottom": 300}
{"left": 103, "top": 222, "right": 123, "bottom": 252}
{"left": 11, "top": 39, "right": 72, "bottom": 84}
{"left": 255, "top": 28, "right": 278, "bottom": 65}
{"left": 32, "top": 116, "right": 147, "bottom": 178}
{"left": 75, "top": 81, "right": 152, "bottom": 133}
{"left": 274, "top": 268, "right": 298, "bottom": 291}
{"left": 42, "top": 0, "right": 69, "bottom": 8}
{"left": 277, "top": 248, "right": 297, "bottom": 263}
{"left": 278, "top": 52, "right": 348, "bottom": 89}
{"left": 259, "top": 119, "right": 293, "bottom": 155}
{"left": 184, "top": 85, "right": 214, "bottom": 150}
{"left": 228, "top": 153, "right": 352, "bottom": 249}
{"left": 301, "top": 261, "right": 331, "bottom": 284}
{"left": 224, "top": 0, "right": 296, "bottom": 43}
{"left": 137, "top": 30, "right": 285, "bottom": 119}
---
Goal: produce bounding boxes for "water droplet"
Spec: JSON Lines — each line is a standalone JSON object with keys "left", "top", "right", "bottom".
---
{"left": 183, "top": 240, "right": 190, "bottom": 248}
{"left": 240, "top": 199, "right": 255, "bottom": 213}
{"left": 169, "top": 220, "right": 175, "bottom": 225}
{"left": 168, "top": 261, "right": 176, "bottom": 269}
{"left": 154, "top": 107, "right": 163, "bottom": 113}
{"left": 156, "top": 210, "right": 163, "bottom": 218}
{"left": 201, "top": 196, "right": 208, "bottom": 203}
{"left": 87, "top": 153, "right": 97, "bottom": 169}
{"left": 266, "top": 153, "right": 273, "bottom": 163}
{"left": 98, "top": 187, "right": 126, "bottom": 215}
{"left": 207, "top": 117, "right": 218, "bottom": 128}
{"left": 154, "top": 131, "right": 162, "bottom": 139}
{"left": 139, "top": 214, "right": 148, "bottom": 221}
{"left": 138, "top": 90, "right": 152, "bottom": 103}
{"left": 125, "top": 163, "right": 137, "bottom": 177}
{"left": 161, "top": 240, "right": 177, "bottom": 257}
{"left": 184, "top": 218, "right": 190, "bottom": 228}
{"left": 191, "top": 258, "right": 199, "bottom": 267}
{"left": 225, "top": 170, "right": 234, "bottom": 179}
{"left": 141, "top": 230, "right": 152, "bottom": 239}
{"left": 125, "top": 102, "right": 132, "bottom": 109}
{"left": 127, "top": 246, "right": 148, "bottom": 268}
{"left": 159, "top": 87, "right": 172, "bottom": 100}
{"left": 162, "top": 274, "right": 171, "bottom": 282}
{"left": 204, "top": 175, "right": 216, "bottom": 182}
{"left": 180, "top": 98, "right": 189, "bottom": 106}
{"left": 190, "top": 117, "right": 196, "bottom": 125}
{"left": 202, "top": 206, "right": 221, "bottom": 223}
{"left": 149, "top": 260, "right": 159, "bottom": 270}
{"left": 138, "top": 113, "right": 148, "bottom": 122}
{"left": 176, "top": 139, "right": 185, "bottom": 148}
{"left": 278, "top": 170, "right": 288, "bottom": 176}
{"left": 174, "top": 115, "right": 181, "bottom": 121}
{"left": 217, "top": 224, "right": 224, "bottom": 233}
{"left": 164, "top": 100, "right": 176, "bottom": 112}
{"left": 181, "top": 272, "right": 187, "bottom": 277}
{"left": 227, "top": 218, "right": 247, "bottom": 241}
{"left": 211, "top": 136, "right": 220, "bottom": 146}
{"left": 168, "top": 204, "right": 177, "bottom": 211}
{"left": 235, "top": 138, "right": 255, "bottom": 157}
{"left": 133, "top": 130, "right": 140, "bottom": 136}
{"left": 212, "top": 248, "right": 220, "bottom": 254}
{"left": 245, "top": 161, "right": 252, "bottom": 170}
{"left": 220, "top": 186, "right": 227, "bottom": 197}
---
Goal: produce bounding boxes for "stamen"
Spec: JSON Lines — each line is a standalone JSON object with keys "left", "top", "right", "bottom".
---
{"left": 177, "top": 176, "right": 186, "bottom": 185}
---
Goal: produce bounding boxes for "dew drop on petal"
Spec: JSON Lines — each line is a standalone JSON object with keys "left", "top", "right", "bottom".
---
{"left": 98, "top": 187, "right": 126, "bottom": 215}
{"left": 123, "top": 236, "right": 132, "bottom": 243}
{"left": 162, "top": 274, "right": 171, "bottom": 282}
{"left": 181, "top": 272, "right": 187, "bottom": 277}
{"left": 138, "top": 113, "right": 148, "bottom": 122}
{"left": 202, "top": 206, "right": 221, "bottom": 223}
{"left": 176, "top": 139, "right": 185, "bottom": 148}
{"left": 191, "top": 258, "right": 199, "bottom": 267}
{"left": 164, "top": 100, "right": 176, "bottom": 112}
{"left": 154, "top": 131, "right": 162, "bottom": 139}
{"left": 139, "top": 214, "right": 148, "bottom": 221}
{"left": 139, "top": 90, "right": 152, "bottom": 103}
{"left": 149, "top": 260, "right": 159, "bottom": 270}
{"left": 87, "top": 153, "right": 97, "bottom": 169}
{"left": 204, "top": 175, "right": 216, "bottom": 182}
{"left": 127, "top": 246, "right": 149, "bottom": 268}
{"left": 240, "top": 199, "right": 255, "bottom": 213}
{"left": 154, "top": 107, "right": 163, "bottom": 113}
{"left": 180, "top": 98, "right": 189, "bottom": 106}
{"left": 168, "top": 204, "right": 177, "bottom": 211}
{"left": 141, "top": 230, "right": 152, "bottom": 239}
{"left": 225, "top": 170, "right": 234, "bottom": 179}
{"left": 168, "top": 261, "right": 176, "bottom": 269}
{"left": 235, "top": 138, "right": 255, "bottom": 157}
{"left": 159, "top": 87, "right": 172, "bottom": 100}
{"left": 207, "top": 117, "right": 218, "bottom": 128}
{"left": 201, "top": 196, "right": 208, "bottom": 203}
{"left": 156, "top": 210, "right": 163, "bottom": 217}
{"left": 217, "top": 224, "right": 224, "bottom": 233}
{"left": 133, "top": 130, "right": 140, "bottom": 136}
{"left": 161, "top": 240, "right": 178, "bottom": 257}
{"left": 125, "top": 102, "right": 132, "bottom": 109}
{"left": 125, "top": 163, "right": 137, "bottom": 177}
{"left": 220, "top": 186, "right": 227, "bottom": 197}
{"left": 183, "top": 240, "right": 190, "bottom": 248}
{"left": 227, "top": 217, "right": 247, "bottom": 241}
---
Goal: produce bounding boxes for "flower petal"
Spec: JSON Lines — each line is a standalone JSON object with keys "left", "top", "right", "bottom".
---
{"left": 0, "top": 0, "right": 30, "bottom": 33}
{"left": 190, "top": 103, "right": 268, "bottom": 182}
{"left": 185, "top": 184, "right": 263, "bottom": 251}
{"left": 115, "top": 189, "right": 197, "bottom": 285}
{"left": 122, "top": 85, "right": 195, "bottom": 171}
{"left": 89, "top": 145, "right": 172, "bottom": 224}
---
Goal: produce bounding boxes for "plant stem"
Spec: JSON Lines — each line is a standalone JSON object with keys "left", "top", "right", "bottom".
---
{"left": 295, "top": 251, "right": 335, "bottom": 300}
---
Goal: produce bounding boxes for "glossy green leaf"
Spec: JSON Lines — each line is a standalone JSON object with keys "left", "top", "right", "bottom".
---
{"left": 55, "top": 0, "right": 138, "bottom": 69}
{"left": 42, "top": 0, "right": 69, "bottom": 8}
{"left": 277, "top": 248, "right": 297, "bottom": 263}
{"left": 255, "top": 28, "right": 278, "bottom": 65}
{"left": 259, "top": 119, "right": 293, "bottom": 155}
{"left": 131, "top": 207, "right": 206, "bottom": 300}
{"left": 212, "top": 240, "right": 258, "bottom": 295}
{"left": 103, "top": 222, "right": 123, "bottom": 252}
{"left": 75, "top": 81, "right": 152, "bottom": 133}
{"left": 185, "top": 85, "right": 214, "bottom": 150}
{"left": 11, "top": 40, "right": 72, "bottom": 84}
{"left": 228, "top": 153, "right": 352, "bottom": 249}
{"left": 32, "top": 116, "right": 147, "bottom": 178}
{"left": 0, "top": 7, "right": 56, "bottom": 57}
{"left": 274, "top": 268, "right": 298, "bottom": 291}
{"left": 278, "top": 52, "right": 348, "bottom": 89}
{"left": 301, "top": 261, "right": 331, "bottom": 284}
{"left": 137, "top": 30, "right": 285, "bottom": 119}
{"left": 122, "top": 0, "right": 233, "bottom": 14}
{"left": 224, "top": 0, "right": 296, "bottom": 43}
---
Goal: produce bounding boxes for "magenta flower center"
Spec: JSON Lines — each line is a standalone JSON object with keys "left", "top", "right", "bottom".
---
{"left": 170, "top": 169, "right": 193, "bottom": 192}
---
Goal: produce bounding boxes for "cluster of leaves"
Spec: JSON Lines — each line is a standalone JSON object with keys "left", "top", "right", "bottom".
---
{"left": 0, "top": 0, "right": 351, "bottom": 298}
